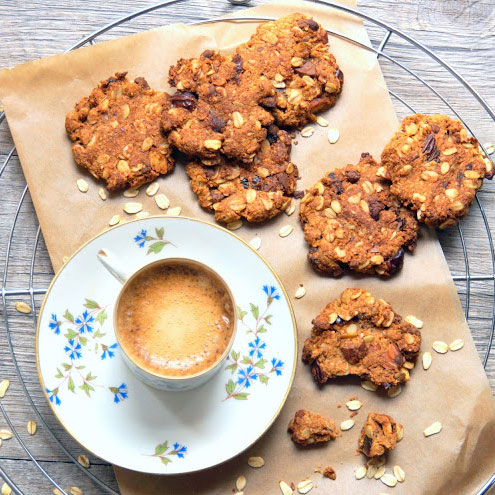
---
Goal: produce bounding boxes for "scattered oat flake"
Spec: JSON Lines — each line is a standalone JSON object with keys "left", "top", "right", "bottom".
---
{"left": 279, "top": 225, "right": 293, "bottom": 237}
{"left": 340, "top": 419, "right": 354, "bottom": 431}
{"left": 449, "top": 338, "right": 464, "bottom": 351}
{"left": 146, "top": 182, "right": 160, "bottom": 196}
{"left": 285, "top": 202, "right": 296, "bottom": 216}
{"left": 123, "top": 188, "right": 139, "bottom": 198}
{"left": 393, "top": 465, "right": 405, "bottom": 482}
{"left": 295, "top": 285, "right": 306, "bottom": 299}
{"left": 247, "top": 456, "right": 264, "bottom": 468}
{"left": 366, "top": 464, "right": 377, "bottom": 478}
{"left": 297, "top": 479, "right": 313, "bottom": 494}
{"left": 387, "top": 385, "right": 402, "bottom": 398}
{"left": 236, "top": 475, "right": 246, "bottom": 491}
{"left": 249, "top": 237, "right": 262, "bottom": 251}
{"left": 422, "top": 351, "right": 432, "bottom": 370}
{"left": 361, "top": 380, "right": 378, "bottom": 392}
{"left": 78, "top": 454, "right": 90, "bottom": 468}
{"left": 27, "top": 420, "right": 37, "bottom": 435}
{"left": 0, "top": 430, "right": 12, "bottom": 440}
{"left": 484, "top": 142, "right": 494, "bottom": 155}
{"left": 136, "top": 211, "right": 150, "bottom": 219}
{"left": 346, "top": 399, "right": 362, "bottom": 411}
{"left": 109, "top": 214, "right": 121, "bottom": 226}
{"left": 98, "top": 188, "right": 107, "bottom": 201}
{"left": 279, "top": 480, "right": 293, "bottom": 495}
{"left": 432, "top": 341, "right": 449, "bottom": 354}
{"left": 53, "top": 489, "right": 63, "bottom": 495}
{"left": 76, "top": 178, "right": 89, "bottom": 193}
{"left": 123, "top": 202, "right": 142, "bottom": 214}
{"left": 316, "top": 116, "right": 329, "bottom": 127}
{"left": 166, "top": 206, "right": 182, "bottom": 216}
{"left": 301, "top": 126, "right": 314, "bottom": 138}
{"left": 15, "top": 301, "right": 32, "bottom": 314}
{"left": 155, "top": 193, "right": 170, "bottom": 210}
{"left": 405, "top": 314, "right": 423, "bottom": 328}
{"left": 327, "top": 127, "right": 340, "bottom": 144}
{"left": 424, "top": 421, "right": 442, "bottom": 437}
{"left": 70, "top": 488, "right": 83, "bottom": 495}
{"left": 1, "top": 483, "right": 12, "bottom": 495}
{"left": 62, "top": 256, "right": 69, "bottom": 264}
{"left": 374, "top": 465, "right": 386, "bottom": 479}
{"left": 355, "top": 465, "right": 366, "bottom": 480}
{"left": 227, "top": 220, "right": 243, "bottom": 231}
{"left": 380, "top": 474, "right": 398, "bottom": 487}
{"left": 0, "top": 380, "right": 9, "bottom": 398}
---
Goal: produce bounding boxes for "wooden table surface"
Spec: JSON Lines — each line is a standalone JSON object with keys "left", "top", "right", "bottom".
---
{"left": 0, "top": 0, "right": 494, "bottom": 493}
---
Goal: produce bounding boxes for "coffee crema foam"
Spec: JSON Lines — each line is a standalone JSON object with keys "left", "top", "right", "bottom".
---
{"left": 117, "top": 261, "right": 234, "bottom": 377}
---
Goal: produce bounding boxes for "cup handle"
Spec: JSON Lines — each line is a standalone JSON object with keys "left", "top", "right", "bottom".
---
{"left": 97, "top": 248, "right": 129, "bottom": 285}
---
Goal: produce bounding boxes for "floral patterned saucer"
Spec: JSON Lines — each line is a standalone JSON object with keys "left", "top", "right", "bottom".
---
{"left": 36, "top": 216, "right": 297, "bottom": 474}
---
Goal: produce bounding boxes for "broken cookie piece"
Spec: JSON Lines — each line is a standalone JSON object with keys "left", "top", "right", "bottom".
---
{"left": 358, "top": 412, "right": 403, "bottom": 457}
{"left": 288, "top": 409, "right": 340, "bottom": 446}
{"left": 322, "top": 466, "right": 336, "bottom": 480}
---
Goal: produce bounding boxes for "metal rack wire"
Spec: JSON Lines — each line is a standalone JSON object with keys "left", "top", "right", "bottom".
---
{"left": 0, "top": 0, "right": 494, "bottom": 493}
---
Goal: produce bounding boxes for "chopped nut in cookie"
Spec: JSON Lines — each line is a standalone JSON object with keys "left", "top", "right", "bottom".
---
{"left": 358, "top": 412, "right": 402, "bottom": 457}
{"left": 288, "top": 409, "right": 340, "bottom": 446}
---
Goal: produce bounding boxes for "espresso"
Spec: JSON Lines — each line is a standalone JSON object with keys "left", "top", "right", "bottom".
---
{"left": 117, "top": 260, "right": 234, "bottom": 377}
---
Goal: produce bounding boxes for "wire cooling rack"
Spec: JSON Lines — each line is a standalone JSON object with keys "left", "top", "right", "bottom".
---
{"left": 0, "top": 0, "right": 494, "bottom": 493}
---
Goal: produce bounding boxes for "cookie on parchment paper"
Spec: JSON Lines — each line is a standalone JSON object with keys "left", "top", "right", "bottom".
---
{"left": 288, "top": 409, "right": 340, "bottom": 446}
{"left": 358, "top": 412, "right": 403, "bottom": 457}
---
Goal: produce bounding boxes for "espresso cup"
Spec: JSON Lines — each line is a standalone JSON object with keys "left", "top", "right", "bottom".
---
{"left": 97, "top": 249, "right": 237, "bottom": 391}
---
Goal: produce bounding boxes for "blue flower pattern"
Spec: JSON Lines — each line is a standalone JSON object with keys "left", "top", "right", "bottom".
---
{"left": 248, "top": 336, "right": 266, "bottom": 358}
{"left": 75, "top": 310, "right": 95, "bottom": 333}
{"left": 263, "top": 285, "right": 280, "bottom": 300}
{"left": 64, "top": 339, "right": 82, "bottom": 360}
{"left": 134, "top": 229, "right": 147, "bottom": 248}
{"left": 49, "top": 314, "right": 61, "bottom": 335}
{"left": 46, "top": 388, "right": 61, "bottom": 406}
{"left": 173, "top": 443, "right": 187, "bottom": 459}
{"left": 111, "top": 383, "right": 128, "bottom": 404}
{"left": 101, "top": 343, "right": 118, "bottom": 360}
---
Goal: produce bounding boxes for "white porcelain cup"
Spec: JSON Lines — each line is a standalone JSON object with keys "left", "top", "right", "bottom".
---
{"left": 97, "top": 249, "right": 237, "bottom": 392}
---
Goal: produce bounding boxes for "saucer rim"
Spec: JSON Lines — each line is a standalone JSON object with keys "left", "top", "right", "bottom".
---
{"left": 35, "top": 214, "right": 298, "bottom": 475}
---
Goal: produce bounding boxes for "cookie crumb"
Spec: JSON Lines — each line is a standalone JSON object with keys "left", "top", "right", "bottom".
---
{"left": 322, "top": 466, "right": 336, "bottom": 480}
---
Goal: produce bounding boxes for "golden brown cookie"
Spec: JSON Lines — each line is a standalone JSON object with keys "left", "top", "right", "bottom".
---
{"left": 381, "top": 113, "right": 493, "bottom": 228}
{"left": 299, "top": 153, "right": 419, "bottom": 277}
{"left": 288, "top": 409, "right": 340, "bottom": 446}
{"left": 322, "top": 466, "right": 337, "bottom": 480}
{"left": 65, "top": 72, "right": 173, "bottom": 191}
{"left": 186, "top": 125, "right": 298, "bottom": 223}
{"left": 237, "top": 13, "right": 343, "bottom": 127}
{"left": 358, "top": 412, "right": 403, "bottom": 457}
{"left": 162, "top": 50, "right": 274, "bottom": 165}
{"left": 302, "top": 289, "right": 421, "bottom": 388}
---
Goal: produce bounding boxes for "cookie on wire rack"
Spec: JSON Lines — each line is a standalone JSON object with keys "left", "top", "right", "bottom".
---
{"left": 299, "top": 153, "right": 419, "bottom": 277}
{"left": 381, "top": 113, "right": 493, "bottom": 228}
{"left": 65, "top": 72, "right": 174, "bottom": 191}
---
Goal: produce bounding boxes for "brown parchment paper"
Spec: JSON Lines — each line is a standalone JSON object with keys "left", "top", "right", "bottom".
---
{"left": 1, "top": 1, "right": 495, "bottom": 493}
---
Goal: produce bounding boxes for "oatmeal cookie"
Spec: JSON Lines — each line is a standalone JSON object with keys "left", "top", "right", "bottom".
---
{"left": 288, "top": 409, "right": 340, "bottom": 446}
{"left": 299, "top": 153, "right": 419, "bottom": 277}
{"left": 65, "top": 72, "right": 173, "bottom": 191}
{"left": 382, "top": 113, "right": 493, "bottom": 228}
{"left": 302, "top": 288, "right": 421, "bottom": 388}
{"left": 186, "top": 125, "right": 298, "bottom": 223}
{"left": 358, "top": 412, "right": 402, "bottom": 457}
{"left": 162, "top": 50, "right": 274, "bottom": 165}
{"left": 236, "top": 13, "right": 343, "bottom": 127}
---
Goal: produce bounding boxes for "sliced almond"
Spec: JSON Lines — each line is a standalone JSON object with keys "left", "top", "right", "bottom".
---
{"left": 374, "top": 465, "right": 386, "bottom": 479}
{"left": 316, "top": 116, "right": 329, "bottom": 127}
{"left": 340, "top": 419, "right": 355, "bottom": 431}
{"left": 424, "top": 421, "right": 442, "bottom": 437}
{"left": 27, "top": 420, "right": 37, "bottom": 435}
{"left": 146, "top": 182, "right": 160, "bottom": 196}
{"left": 361, "top": 380, "right": 378, "bottom": 392}
{"left": 236, "top": 475, "right": 246, "bottom": 491}
{"left": 387, "top": 385, "right": 402, "bottom": 398}
{"left": 295, "top": 285, "right": 306, "bottom": 299}
{"left": 355, "top": 465, "right": 367, "bottom": 480}
{"left": 98, "top": 188, "right": 107, "bottom": 201}
{"left": 247, "top": 456, "right": 265, "bottom": 468}
{"left": 449, "top": 338, "right": 464, "bottom": 351}
{"left": 109, "top": 214, "right": 121, "bottom": 226}
{"left": 0, "top": 430, "right": 12, "bottom": 440}
{"left": 123, "top": 188, "right": 139, "bottom": 198}
{"left": 123, "top": 202, "right": 142, "bottom": 214}
{"left": 0, "top": 381, "right": 9, "bottom": 398}
{"left": 380, "top": 474, "right": 398, "bottom": 487}
{"left": 166, "top": 206, "right": 182, "bottom": 216}
{"left": 1, "top": 483, "right": 12, "bottom": 495}
{"left": 155, "top": 193, "right": 170, "bottom": 210}
{"left": 327, "top": 127, "right": 340, "bottom": 144}
{"left": 249, "top": 237, "right": 262, "bottom": 251}
{"left": 405, "top": 315, "right": 423, "bottom": 328}
{"left": 227, "top": 220, "right": 243, "bottom": 231}
{"left": 15, "top": 301, "right": 32, "bottom": 314}
{"left": 403, "top": 360, "right": 415, "bottom": 370}
{"left": 285, "top": 202, "right": 296, "bottom": 216}
{"left": 346, "top": 399, "right": 362, "bottom": 411}
{"left": 297, "top": 479, "right": 313, "bottom": 494}
{"left": 422, "top": 351, "right": 432, "bottom": 370}
{"left": 279, "top": 480, "right": 293, "bottom": 495}
{"left": 279, "top": 225, "right": 293, "bottom": 238}
{"left": 77, "top": 454, "right": 90, "bottom": 468}
{"left": 76, "top": 178, "right": 89, "bottom": 193}
{"left": 301, "top": 126, "right": 314, "bottom": 138}
{"left": 432, "top": 341, "right": 449, "bottom": 354}
{"left": 393, "top": 465, "right": 405, "bottom": 482}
